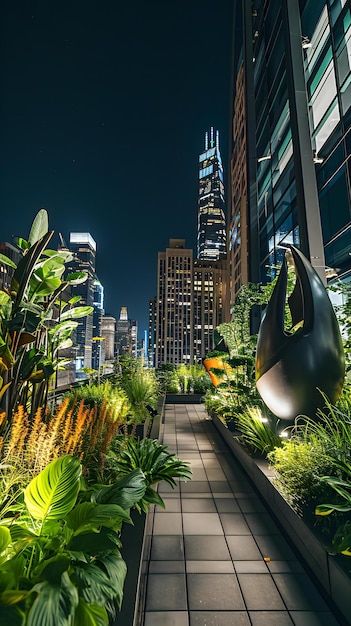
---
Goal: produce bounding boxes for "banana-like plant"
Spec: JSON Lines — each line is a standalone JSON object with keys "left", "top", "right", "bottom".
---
{"left": 0, "top": 455, "right": 147, "bottom": 626}
{"left": 0, "top": 209, "right": 93, "bottom": 422}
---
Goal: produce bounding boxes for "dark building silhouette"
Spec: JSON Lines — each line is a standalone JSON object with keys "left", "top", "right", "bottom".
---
{"left": 229, "top": 0, "right": 351, "bottom": 322}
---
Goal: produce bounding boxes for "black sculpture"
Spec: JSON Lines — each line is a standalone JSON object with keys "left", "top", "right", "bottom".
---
{"left": 255, "top": 245, "right": 345, "bottom": 421}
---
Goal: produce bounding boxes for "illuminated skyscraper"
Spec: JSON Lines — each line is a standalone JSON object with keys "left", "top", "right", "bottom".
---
{"left": 156, "top": 239, "right": 193, "bottom": 366}
{"left": 116, "top": 306, "right": 137, "bottom": 357}
{"left": 66, "top": 233, "right": 97, "bottom": 370}
{"left": 197, "top": 127, "right": 227, "bottom": 261}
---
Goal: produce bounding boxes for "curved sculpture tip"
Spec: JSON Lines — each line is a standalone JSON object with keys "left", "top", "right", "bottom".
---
{"left": 255, "top": 246, "right": 345, "bottom": 421}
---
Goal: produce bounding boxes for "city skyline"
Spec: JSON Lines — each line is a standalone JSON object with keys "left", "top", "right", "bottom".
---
{"left": 0, "top": 0, "right": 235, "bottom": 336}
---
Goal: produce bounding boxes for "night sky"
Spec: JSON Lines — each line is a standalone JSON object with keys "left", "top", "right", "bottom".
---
{"left": 0, "top": 1, "right": 234, "bottom": 336}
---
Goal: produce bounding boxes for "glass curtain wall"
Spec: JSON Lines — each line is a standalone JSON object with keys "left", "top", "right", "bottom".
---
{"left": 301, "top": 0, "right": 351, "bottom": 277}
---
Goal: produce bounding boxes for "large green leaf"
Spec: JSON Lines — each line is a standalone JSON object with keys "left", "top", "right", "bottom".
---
{"left": 60, "top": 306, "right": 94, "bottom": 321}
{"left": 66, "top": 502, "right": 131, "bottom": 535}
{"left": 93, "top": 468, "right": 146, "bottom": 510}
{"left": 28, "top": 209, "right": 49, "bottom": 246}
{"left": 11, "top": 231, "right": 54, "bottom": 306}
{"left": 0, "top": 604, "right": 25, "bottom": 626}
{"left": 68, "top": 527, "right": 121, "bottom": 554}
{"left": 49, "top": 320, "right": 78, "bottom": 339}
{"left": 72, "top": 561, "right": 117, "bottom": 605}
{"left": 97, "top": 553, "right": 126, "bottom": 609}
{"left": 66, "top": 273, "right": 88, "bottom": 285}
{"left": 27, "top": 571, "right": 78, "bottom": 626}
{"left": 0, "top": 253, "right": 17, "bottom": 270}
{"left": 0, "top": 527, "right": 11, "bottom": 552}
{"left": 74, "top": 599, "right": 108, "bottom": 626}
{"left": 31, "top": 277, "right": 62, "bottom": 298}
{"left": 24, "top": 455, "right": 82, "bottom": 521}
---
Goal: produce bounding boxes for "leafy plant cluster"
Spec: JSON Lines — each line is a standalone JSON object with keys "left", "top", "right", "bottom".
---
{"left": 0, "top": 211, "right": 192, "bottom": 625}
{"left": 155, "top": 362, "right": 213, "bottom": 395}
{"left": 0, "top": 209, "right": 93, "bottom": 425}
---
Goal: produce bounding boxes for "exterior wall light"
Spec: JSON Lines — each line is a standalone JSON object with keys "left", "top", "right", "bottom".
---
{"left": 302, "top": 36, "right": 312, "bottom": 49}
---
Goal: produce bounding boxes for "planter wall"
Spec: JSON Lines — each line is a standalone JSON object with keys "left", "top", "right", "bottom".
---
{"left": 211, "top": 413, "right": 351, "bottom": 625}
{"left": 165, "top": 393, "right": 204, "bottom": 404}
{"left": 112, "top": 396, "right": 165, "bottom": 626}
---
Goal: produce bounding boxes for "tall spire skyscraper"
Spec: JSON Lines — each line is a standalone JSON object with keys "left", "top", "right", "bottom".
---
{"left": 197, "top": 127, "right": 227, "bottom": 260}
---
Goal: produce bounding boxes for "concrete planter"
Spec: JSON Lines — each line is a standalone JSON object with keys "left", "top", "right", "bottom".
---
{"left": 111, "top": 396, "right": 165, "bottom": 626}
{"left": 211, "top": 412, "right": 351, "bottom": 625}
{"left": 165, "top": 393, "right": 204, "bottom": 404}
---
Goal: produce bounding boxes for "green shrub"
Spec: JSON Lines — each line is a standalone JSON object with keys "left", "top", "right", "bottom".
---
{"left": 235, "top": 405, "right": 282, "bottom": 455}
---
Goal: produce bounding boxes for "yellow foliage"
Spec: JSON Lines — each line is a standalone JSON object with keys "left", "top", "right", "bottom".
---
{"left": 1, "top": 395, "right": 123, "bottom": 473}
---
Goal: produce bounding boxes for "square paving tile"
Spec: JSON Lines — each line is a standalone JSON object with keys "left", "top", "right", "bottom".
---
{"left": 183, "top": 513, "right": 224, "bottom": 535}
{"left": 209, "top": 481, "right": 233, "bottom": 493}
{"left": 249, "top": 611, "right": 294, "bottom": 625}
{"left": 214, "top": 497, "right": 240, "bottom": 513}
{"left": 205, "top": 468, "right": 228, "bottom": 481}
{"left": 288, "top": 611, "right": 342, "bottom": 625}
{"left": 244, "top": 513, "right": 281, "bottom": 535}
{"left": 272, "top": 573, "right": 330, "bottom": 611}
{"left": 158, "top": 482, "right": 181, "bottom": 493}
{"left": 181, "top": 481, "right": 211, "bottom": 493}
{"left": 219, "top": 513, "right": 251, "bottom": 535}
{"left": 151, "top": 535, "right": 184, "bottom": 560}
{"left": 187, "top": 573, "right": 245, "bottom": 610}
{"left": 238, "top": 497, "right": 268, "bottom": 513}
{"left": 255, "top": 535, "right": 296, "bottom": 560}
{"left": 153, "top": 512, "right": 183, "bottom": 535}
{"left": 234, "top": 560, "right": 269, "bottom": 573}
{"left": 184, "top": 535, "right": 231, "bottom": 560}
{"left": 145, "top": 573, "right": 187, "bottom": 610}
{"left": 189, "top": 468, "right": 208, "bottom": 481}
{"left": 157, "top": 498, "right": 181, "bottom": 512}
{"left": 149, "top": 560, "right": 186, "bottom": 573}
{"left": 226, "top": 535, "right": 263, "bottom": 560}
{"left": 182, "top": 499, "right": 216, "bottom": 513}
{"left": 144, "top": 612, "right": 189, "bottom": 626}
{"left": 189, "top": 611, "right": 250, "bottom": 625}
{"left": 186, "top": 560, "right": 234, "bottom": 573}
{"left": 237, "top": 573, "right": 286, "bottom": 610}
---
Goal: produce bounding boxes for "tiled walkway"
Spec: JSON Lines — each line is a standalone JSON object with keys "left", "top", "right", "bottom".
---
{"left": 141, "top": 403, "right": 345, "bottom": 626}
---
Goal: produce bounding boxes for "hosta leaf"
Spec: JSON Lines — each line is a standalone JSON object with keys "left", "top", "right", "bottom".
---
{"left": 73, "top": 599, "right": 108, "bottom": 626}
{"left": 94, "top": 468, "right": 146, "bottom": 509}
{"left": 66, "top": 502, "right": 131, "bottom": 534}
{"left": 27, "top": 571, "right": 78, "bottom": 626}
{"left": 24, "top": 455, "right": 82, "bottom": 521}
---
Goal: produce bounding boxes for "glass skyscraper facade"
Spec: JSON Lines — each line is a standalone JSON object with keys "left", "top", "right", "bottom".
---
{"left": 230, "top": 0, "right": 351, "bottom": 310}
{"left": 156, "top": 239, "right": 193, "bottom": 366}
{"left": 197, "top": 127, "right": 227, "bottom": 261}
{"left": 66, "top": 232, "right": 96, "bottom": 369}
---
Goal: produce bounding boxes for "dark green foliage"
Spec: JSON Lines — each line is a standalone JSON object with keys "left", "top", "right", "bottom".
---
{"left": 105, "top": 437, "right": 192, "bottom": 512}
